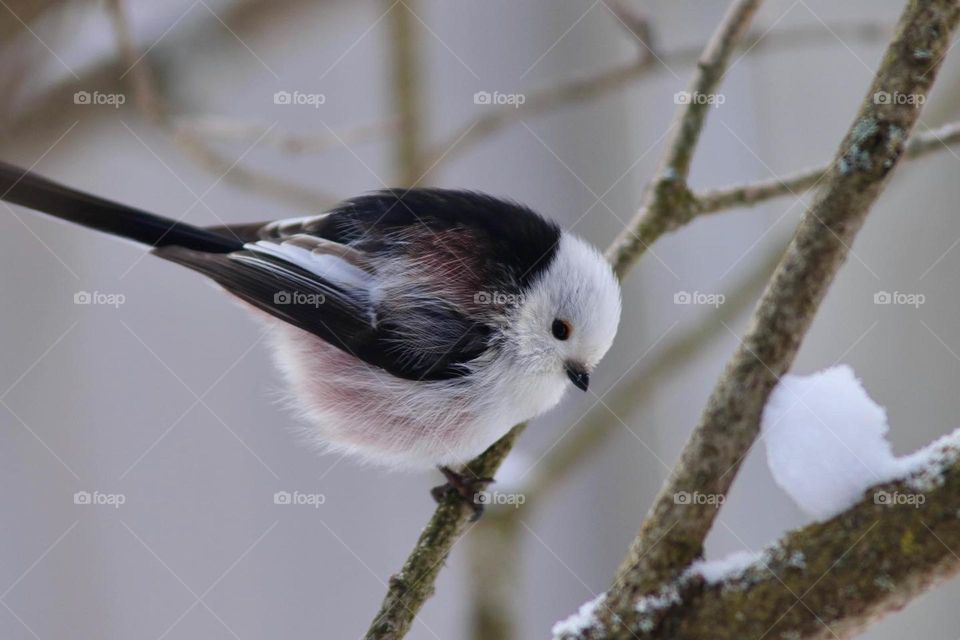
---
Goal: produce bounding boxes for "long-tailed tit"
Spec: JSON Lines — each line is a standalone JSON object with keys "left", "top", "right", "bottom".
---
{"left": 0, "top": 163, "right": 621, "bottom": 488}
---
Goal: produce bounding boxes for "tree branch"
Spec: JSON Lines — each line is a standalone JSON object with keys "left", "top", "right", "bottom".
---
{"left": 695, "top": 120, "right": 960, "bottom": 214}
{"left": 605, "top": 0, "right": 765, "bottom": 278}
{"left": 555, "top": 430, "right": 960, "bottom": 639}
{"left": 363, "top": 426, "right": 525, "bottom": 640}
{"left": 571, "top": 2, "right": 960, "bottom": 637}
{"left": 385, "top": 0, "right": 424, "bottom": 186}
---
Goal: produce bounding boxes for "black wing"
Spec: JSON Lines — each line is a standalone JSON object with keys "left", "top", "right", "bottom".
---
{"left": 155, "top": 240, "right": 493, "bottom": 381}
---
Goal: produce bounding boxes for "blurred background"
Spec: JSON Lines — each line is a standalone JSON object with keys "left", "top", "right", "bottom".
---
{"left": 1, "top": 0, "right": 959, "bottom": 638}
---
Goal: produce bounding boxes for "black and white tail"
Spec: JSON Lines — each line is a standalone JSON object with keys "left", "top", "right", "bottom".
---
{"left": 0, "top": 162, "right": 243, "bottom": 253}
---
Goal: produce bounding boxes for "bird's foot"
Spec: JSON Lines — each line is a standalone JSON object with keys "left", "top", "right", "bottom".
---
{"left": 430, "top": 465, "right": 494, "bottom": 521}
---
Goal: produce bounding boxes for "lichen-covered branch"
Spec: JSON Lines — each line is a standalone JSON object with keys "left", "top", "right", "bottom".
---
{"left": 605, "top": 0, "right": 765, "bottom": 278}
{"left": 556, "top": 431, "right": 960, "bottom": 639}
{"left": 572, "top": 2, "right": 960, "bottom": 637}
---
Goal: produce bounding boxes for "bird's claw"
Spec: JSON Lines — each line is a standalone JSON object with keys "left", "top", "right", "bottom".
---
{"left": 430, "top": 465, "right": 494, "bottom": 521}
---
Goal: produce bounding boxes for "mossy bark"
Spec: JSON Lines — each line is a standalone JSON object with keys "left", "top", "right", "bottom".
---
{"left": 646, "top": 451, "right": 960, "bottom": 639}
{"left": 364, "top": 425, "right": 525, "bottom": 640}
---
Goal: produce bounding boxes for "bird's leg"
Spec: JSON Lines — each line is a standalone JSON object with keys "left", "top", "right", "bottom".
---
{"left": 430, "top": 465, "right": 495, "bottom": 521}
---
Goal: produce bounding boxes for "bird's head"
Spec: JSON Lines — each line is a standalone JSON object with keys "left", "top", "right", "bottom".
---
{"left": 508, "top": 233, "right": 621, "bottom": 392}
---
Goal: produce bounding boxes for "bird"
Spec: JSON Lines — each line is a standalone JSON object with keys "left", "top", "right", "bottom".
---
{"left": 0, "top": 162, "right": 621, "bottom": 508}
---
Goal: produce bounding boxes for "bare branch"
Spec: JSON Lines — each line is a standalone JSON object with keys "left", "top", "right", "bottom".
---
{"left": 695, "top": 121, "right": 960, "bottom": 214}
{"left": 571, "top": 2, "right": 960, "bottom": 637}
{"left": 385, "top": 0, "right": 424, "bottom": 186}
{"left": 364, "top": 426, "right": 525, "bottom": 640}
{"left": 605, "top": 0, "right": 765, "bottom": 278}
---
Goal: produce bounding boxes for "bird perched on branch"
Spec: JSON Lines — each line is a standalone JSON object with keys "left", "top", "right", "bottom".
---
{"left": 0, "top": 163, "right": 621, "bottom": 510}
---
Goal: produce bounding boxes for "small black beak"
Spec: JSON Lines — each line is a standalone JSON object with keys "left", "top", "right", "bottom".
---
{"left": 565, "top": 362, "right": 590, "bottom": 392}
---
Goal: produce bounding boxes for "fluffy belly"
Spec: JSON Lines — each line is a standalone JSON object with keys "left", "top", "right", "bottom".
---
{"left": 266, "top": 323, "right": 518, "bottom": 469}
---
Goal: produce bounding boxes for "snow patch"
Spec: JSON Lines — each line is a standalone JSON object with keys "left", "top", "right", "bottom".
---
{"left": 763, "top": 365, "right": 960, "bottom": 520}
{"left": 687, "top": 549, "right": 765, "bottom": 584}
{"left": 900, "top": 429, "right": 960, "bottom": 492}
{"left": 551, "top": 594, "right": 604, "bottom": 639}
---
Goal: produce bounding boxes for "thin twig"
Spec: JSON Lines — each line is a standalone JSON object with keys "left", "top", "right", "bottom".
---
{"left": 605, "top": 0, "right": 766, "bottom": 278}
{"left": 695, "top": 120, "right": 960, "bottom": 214}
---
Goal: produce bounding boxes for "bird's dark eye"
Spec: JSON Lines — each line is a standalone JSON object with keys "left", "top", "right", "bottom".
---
{"left": 551, "top": 319, "right": 571, "bottom": 341}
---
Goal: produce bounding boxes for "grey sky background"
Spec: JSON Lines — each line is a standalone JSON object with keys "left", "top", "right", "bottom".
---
{"left": 1, "top": 1, "right": 959, "bottom": 638}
